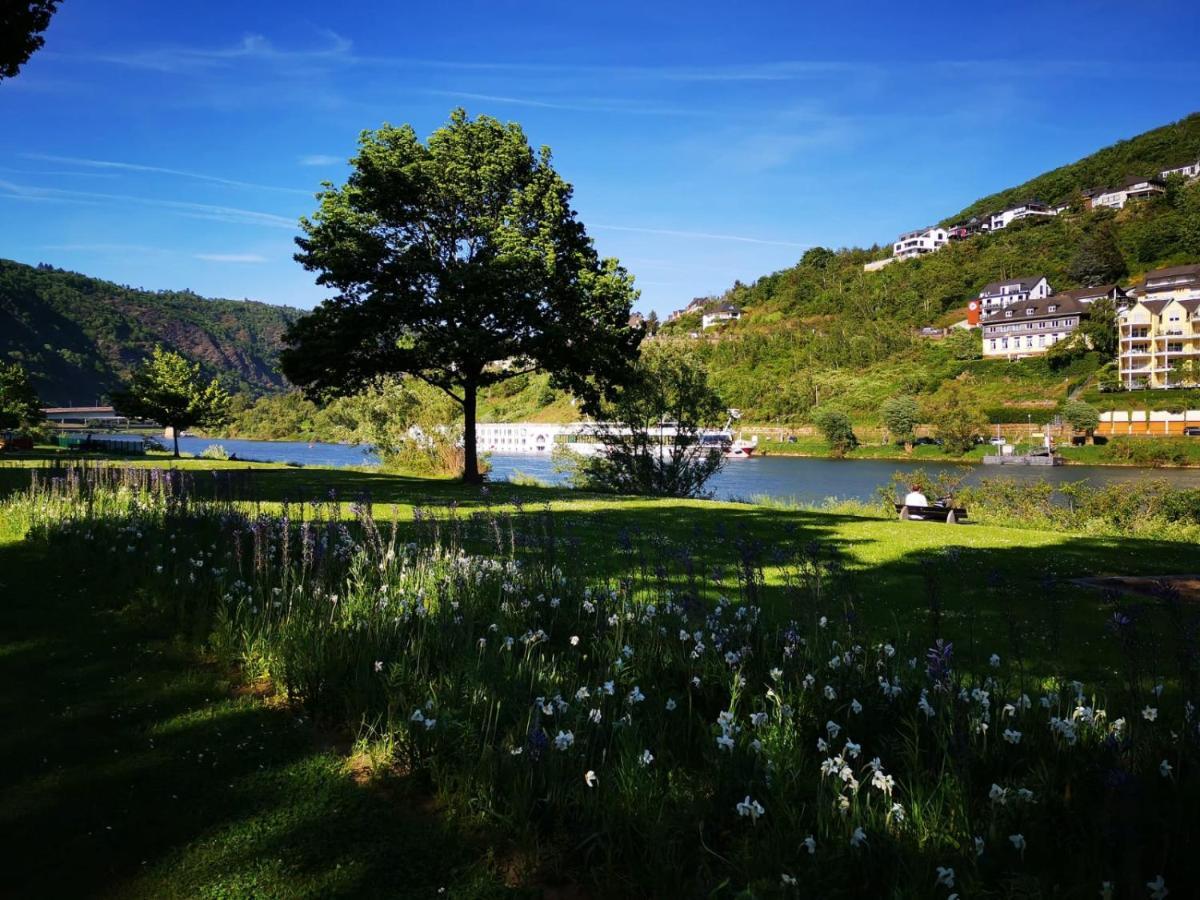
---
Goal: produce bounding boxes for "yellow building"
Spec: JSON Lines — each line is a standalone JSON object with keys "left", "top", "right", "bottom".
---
{"left": 1118, "top": 297, "right": 1200, "bottom": 389}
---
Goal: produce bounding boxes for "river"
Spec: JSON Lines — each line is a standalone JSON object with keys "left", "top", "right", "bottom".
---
{"left": 167, "top": 436, "right": 1200, "bottom": 506}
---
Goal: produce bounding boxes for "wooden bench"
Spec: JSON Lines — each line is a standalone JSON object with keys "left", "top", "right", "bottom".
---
{"left": 895, "top": 503, "right": 968, "bottom": 524}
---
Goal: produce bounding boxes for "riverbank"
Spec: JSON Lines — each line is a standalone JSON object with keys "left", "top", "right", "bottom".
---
{"left": 754, "top": 436, "right": 1200, "bottom": 467}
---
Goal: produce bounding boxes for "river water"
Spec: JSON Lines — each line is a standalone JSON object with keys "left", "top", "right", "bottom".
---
{"left": 166, "top": 436, "right": 1200, "bottom": 506}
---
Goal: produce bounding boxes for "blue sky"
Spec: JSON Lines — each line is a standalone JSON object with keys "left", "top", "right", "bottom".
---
{"left": 1, "top": 1, "right": 1197, "bottom": 316}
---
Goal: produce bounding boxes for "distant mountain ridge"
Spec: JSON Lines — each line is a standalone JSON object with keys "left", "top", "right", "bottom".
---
{"left": 0, "top": 258, "right": 302, "bottom": 405}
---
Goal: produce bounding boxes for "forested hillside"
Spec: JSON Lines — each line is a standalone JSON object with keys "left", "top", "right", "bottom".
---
{"left": 652, "top": 124, "right": 1200, "bottom": 424}
{"left": 0, "top": 259, "right": 301, "bottom": 404}
{"left": 945, "top": 112, "right": 1200, "bottom": 223}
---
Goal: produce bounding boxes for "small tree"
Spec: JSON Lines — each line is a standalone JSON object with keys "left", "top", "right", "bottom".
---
{"left": 925, "top": 382, "right": 987, "bottom": 455}
{"left": 0, "top": 361, "right": 44, "bottom": 432}
{"left": 1061, "top": 400, "right": 1100, "bottom": 444}
{"left": 1077, "top": 296, "right": 1118, "bottom": 360}
{"left": 112, "top": 348, "right": 231, "bottom": 457}
{"left": 564, "top": 345, "right": 726, "bottom": 497}
{"left": 813, "top": 408, "right": 857, "bottom": 457}
{"left": 880, "top": 395, "right": 920, "bottom": 451}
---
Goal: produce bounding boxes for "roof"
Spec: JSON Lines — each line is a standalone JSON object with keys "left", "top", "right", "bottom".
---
{"left": 1053, "top": 284, "right": 1125, "bottom": 302}
{"left": 1162, "top": 159, "right": 1200, "bottom": 171}
{"left": 1120, "top": 174, "right": 1165, "bottom": 189}
{"left": 979, "top": 275, "right": 1047, "bottom": 295}
{"left": 1144, "top": 263, "right": 1200, "bottom": 281}
{"left": 1134, "top": 299, "right": 1171, "bottom": 315}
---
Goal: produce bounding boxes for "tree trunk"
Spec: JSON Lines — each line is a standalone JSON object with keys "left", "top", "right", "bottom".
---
{"left": 172, "top": 426, "right": 180, "bottom": 458}
{"left": 462, "top": 382, "right": 482, "bottom": 484}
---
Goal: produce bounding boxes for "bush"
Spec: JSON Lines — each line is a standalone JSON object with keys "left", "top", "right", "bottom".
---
{"left": 812, "top": 408, "right": 857, "bottom": 457}
{"left": 879, "top": 396, "right": 920, "bottom": 446}
{"left": 199, "top": 444, "right": 230, "bottom": 460}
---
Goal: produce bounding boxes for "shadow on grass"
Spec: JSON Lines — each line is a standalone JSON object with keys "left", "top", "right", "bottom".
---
{"left": 0, "top": 537, "right": 515, "bottom": 898}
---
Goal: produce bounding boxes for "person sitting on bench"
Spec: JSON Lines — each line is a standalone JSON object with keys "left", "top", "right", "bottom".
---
{"left": 904, "top": 484, "right": 928, "bottom": 507}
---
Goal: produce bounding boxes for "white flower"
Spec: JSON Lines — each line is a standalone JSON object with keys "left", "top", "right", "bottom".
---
{"left": 816, "top": 737, "right": 828, "bottom": 752}
{"left": 1146, "top": 874, "right": 1168, "bottom": 899}
{"left": 818, "top": 616, "right": 828, "bottom": 628}
{"left": 584, "top": 770, "right": 597, "bottom": 788}
{"left": 627, "top": 686, "right": 645, "bottom": 705}
{"left": 844, "top": 740, "right": 862, "bottom": 759}
{"left": 554, "top": 730, "right": 575, "bottom": 750}
{"left": 770, "top": 667, "right": 783, "bottom": 680}
{"left": 989, "top": 783, "right": 1008, "bottom": 805}
{"left": 802, "top": 835, "right": 816, "bottom": 854}
{"left": 750, "top": 712, "right": 768, "bottom": 728}
{"left": 826, "top": 720, "right": 841, "bottom": 739}
{"left": 423, "top": 718, "right": 437, "bottom": 730}
{"left": 824, "top": 685, "right": 837, "bottom": 701}
{"left": 1009, "top": 833, "right": 1026, "bottom": 852}
{"left": 1003, "top": 728, "right": 1022, "bottom": 744}
{"left": 639, "top": 749, "right": 654, "bottom": 766}
{"left": 665, "top": 698, "right": 677, "bottom": 711}
{"left": 889, "top": 801, "right": 906, "bottom": 823}
{"left": 602, "top": 681, "right": 615, "bottom": 695}
{"left": 570, "top": 635, "right": 580, "bottom": 646}
{"left": 1143, "top": 706, "right": 1158, "bottom": 722}
{"left": 735, "top": 795, "right": 765, "bottom": 821}
{"left": 691, "top": 676, "right": 701, "bottom": 688}
{"left": 780, "top": 873, "right": 797, "bottom": 886}
{"left": 410, "top": 709, "right": 425, "bottom": 723}
{"left": 850, "top": 698, "right": 862, "bottom": 714}
{"left": 716, "top": 734, "right": 735, "bottom": 752}
{"left": 575, "top": 686, "right": 590, "bottom": 702}
{"left": 374, "top": 660, "right": 384, "bottom": 673}
{"left": 989, "top": 653, "right": 1001, "bottom": 667}
{"left": 871, "top": 770, "right": 895, "bottom": 795}
{"left": 1160, "top": 759, "right": 1173, "bottom": 777}
{"left": 588, "top": 708, "right": 602, "bottom": 724}
{"left": 849, "top": 826, "right": 867, "bottom": 847}
{"left": 935, "top": 866, "right": 956, "bottom": 888}
{"left": 974, "top": 836, "right": 984, "bottom": 857}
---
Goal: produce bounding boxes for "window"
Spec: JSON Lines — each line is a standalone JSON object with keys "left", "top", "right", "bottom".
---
{"left": 1048, "top": 305, "right": 1057, "bottom": 312}
{"left": 1005, "top": 310, "right": 1013, "bottom": 318}
{"left": 1026, "top": 307, "right": 1035, "bottom": 315}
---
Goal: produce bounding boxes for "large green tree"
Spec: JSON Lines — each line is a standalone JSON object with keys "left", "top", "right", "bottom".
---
{"left": 1, "top": 1, "right": 60, "bottom": 81}
{"left": 281, "top": 110, "right": 642, "bottom": 482}
{"left": 0, "top": 361, "right": 43, "bottom": 431}
{"left": 111, "top": 347, "right": 231, "bottom": 457}
{"left": 1068, "top": 225, "right": 1127, "bottom": 287}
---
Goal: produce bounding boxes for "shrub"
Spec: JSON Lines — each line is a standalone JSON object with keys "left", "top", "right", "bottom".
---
{"left": 812, "top": 408, "right": 857, "bottom": 457}
{"left": 879, "top": 396, "right": 920, "bottom": 446}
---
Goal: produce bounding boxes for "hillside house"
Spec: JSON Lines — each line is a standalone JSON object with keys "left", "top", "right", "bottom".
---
{"left": 702, "top": 304, "right": 741, "bottom": 329}
{"left": 1118, "top": 296, "right": 1200, "bottom": 389}
{"left": 1092, "top": 175, "right": 1167, "bottom": 210}
{"left": 1160, "top": 159, "right": 1200, "bottom": 181}
{"left": 1051, "top": 283, "right": 1129, "bottom": 307}
{"left": 947, "top": 216, "right": 988, "bottom": 240}
{"left": 977, "top": 275, "right": 1052, "bottom": 318}
{"left": 893, "top": 226, "right": 948, "bottom": 260}
{"left": 989, "top": 201, "right": 1054, "bottom": 230}
{"left": 1139, "top": 264, "right": 1200, "bottom": 302}
{"left": 982, "top": 294, "right": 1088, "bottom": 359}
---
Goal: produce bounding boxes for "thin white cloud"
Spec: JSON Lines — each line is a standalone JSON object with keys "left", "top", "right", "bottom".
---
{"left": 0, "top": 179, "right": 297, "bottom": 230}
{"left": 194, "top": 253, "right": 268, "bottom": 263}
{"left": 298, "top": 154, "right": 343, "bottom": 166}
{"left": 593, "top": 223, "right": 809, "bottom": 249}
{"left": 421, "top": 89, "right": 705, "bottom": 118}
{"left": 24, "top": 153, "right": 311, "bottom": 195}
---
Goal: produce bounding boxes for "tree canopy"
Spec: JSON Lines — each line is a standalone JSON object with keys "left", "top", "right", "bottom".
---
{"left": 111, "top": 347, "right": 231, "bottom": 457}
{"left": 0, "top": 361, "right": 43, "bottom": 431}
{"left": 0, "top": 1, "right": 60, "bottom": 81}
{"left": 280, "top": 109, "right": 642, "bottom": 482}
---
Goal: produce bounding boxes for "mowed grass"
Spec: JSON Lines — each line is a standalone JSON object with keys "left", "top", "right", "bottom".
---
{"left": 1, "top": 452, "right": 1196, "bottom": 895}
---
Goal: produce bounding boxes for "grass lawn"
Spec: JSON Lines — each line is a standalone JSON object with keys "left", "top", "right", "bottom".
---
{"left": 2, "top": 452, "right": 1197, "bottom": 895}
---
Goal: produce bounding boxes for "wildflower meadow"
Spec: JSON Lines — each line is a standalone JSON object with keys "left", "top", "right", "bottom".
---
{"left": 4, "top": 463, "right": 1199, "bottom": 897}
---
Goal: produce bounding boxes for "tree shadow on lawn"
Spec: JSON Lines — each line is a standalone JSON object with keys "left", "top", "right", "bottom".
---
{"left": 0, "top": 539, "right": 513, "bottom": 899}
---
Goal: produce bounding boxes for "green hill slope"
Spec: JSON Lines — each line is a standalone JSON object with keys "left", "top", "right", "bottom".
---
{"left": 944, "top": 112, "right": 1200, "bottom": 223}
{"left": 0, "top": 259, "right": 302, "bottom": 405}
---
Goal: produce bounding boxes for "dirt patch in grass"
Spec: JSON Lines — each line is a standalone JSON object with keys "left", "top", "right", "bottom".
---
{"left": 1074, "top": 574, "right": 1200, "bottom": 602}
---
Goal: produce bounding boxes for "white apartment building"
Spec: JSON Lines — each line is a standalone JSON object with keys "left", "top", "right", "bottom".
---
{"left": 1160, "top": 159, "right": 1200, "bottom": 181}
{"left": 989, "top": 201, "right": 1054, "bottom": 231}
{"left": 976, "top": 275, "right": 1052, "bottom": 318}
{"left": 893, "top": 226, "right": 948, "bottom": 260}
{"left": 702, "top": 304, "right": 741, "bottom": 329}
{"left": 982, "top": 295, "right": 1087, "bottom": 359}
{"left": 1092, "top": 176, "right": 1167, "bottom": 210}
